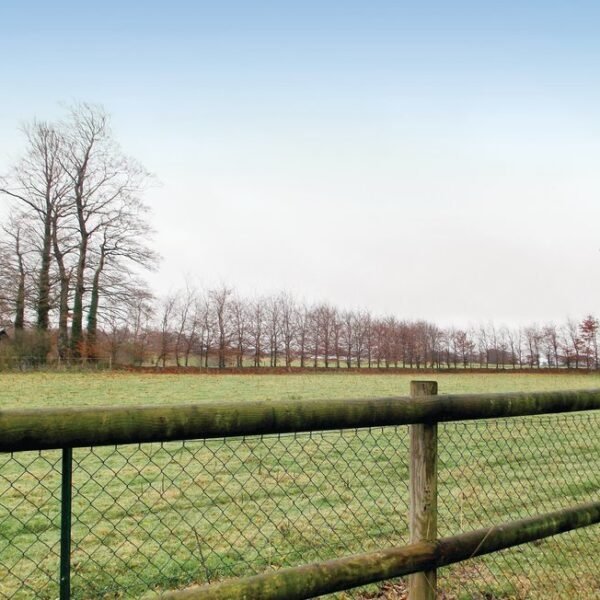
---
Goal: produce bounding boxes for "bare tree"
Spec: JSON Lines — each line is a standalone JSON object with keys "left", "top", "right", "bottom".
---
{"left": 230, "top": 294, "right": 249, "bottom": 368}
{"left": 562, "top": 321, "right": 580, "bottom": 369}
{"left": 173, "top": 285, "right": 196, "bottom": 367}
{"left": 248, "top": 298, "right": 265, "bottom": 368}
{"left": 181, "top": 295, "right": 202, "bottom": 367}
{"left": 313, "top": 303, "right": 336, "bottom": 368}
{"left": 0, "top": 242, "right": 14, "bottom": 326}
{"left": 426, "top": 323, "right": 442, "bottom": 369}
{"left": 340, "top": 310, "right": 354, "bottom": 368}
{"left": 542, "top": 323, "right": 560, "bottom": 368}
{"left": 125, "top": 288, "right": 153, "bottom": 365}
{"left": 354, "top": 311, "right": 369, "bottom": 368}
{"left": 0, "top": 214, "right": 38, "bottom": 331}
{"left": 477, "top": 325, "right": 490, "bottom": 368}
{"left": 156, "top": 294, "right": 176, "bottom": 367}
{"left": 266, "top": 296, "right": 282, "bottom": 367}
{"left": 50, "top": 194, "right": 77, "bottom": 359}
{"left": 279, "top": 293, "right": 297, "bottom": 368}
{"left": 452, "top": 329, "right": 473, "bottom": 368}
{"left": 363, "top": 312, "right": 373, "bottom": 368}
{"left": 505, "top": 327, "right": 519, "bottom": 369}
{"left": 210, "top": 285, "right": 233, "bottom": 368}
{"left": 295, "top": 303, "right": 310, "bottom": 368}
{"left": 58, "top": 103, "right": 153, "bottom": 357}
{"left": 441, "top": 327, "right": 453, "bottom": 368}
{"left": 523, "top": 325, "right": 541, "bottom": 368}
{"left": 0, "top": 122, "right": 67, "bottom": 331}
{"left": 308, "top": 306, "right": 320, "bottom": 368}
{"left": 197, "top": 296, "right": 214, "bottom": 368}
{"left": 332, "top": 310, "right": 343, "bottom": 368}
{"left": 85, "top": 192, "right": 157, "bottom": 360}
{"left": 579, "top": 315, "right": 599, "bottom": 369}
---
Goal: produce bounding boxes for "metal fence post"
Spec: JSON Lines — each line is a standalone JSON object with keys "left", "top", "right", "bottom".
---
{"left": 409, "top": 381, "right": 438, "bottom": 600}
{"left": 60, "top": 447, "right": 73, "bottom": 600}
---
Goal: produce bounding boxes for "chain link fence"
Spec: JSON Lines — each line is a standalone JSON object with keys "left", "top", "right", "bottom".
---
{"left": 1, "top": 413, "right": 599, "bottom": 599}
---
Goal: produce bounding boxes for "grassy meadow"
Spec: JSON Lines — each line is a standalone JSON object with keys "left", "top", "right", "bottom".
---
{"left": 0, "top": 372, "right": 599, "bottom": 599}
{"left": 4, "top": 370, "right": 600, "bottom": 409}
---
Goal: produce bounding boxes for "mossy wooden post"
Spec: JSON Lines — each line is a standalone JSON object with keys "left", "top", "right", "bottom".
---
{"left": 409, "top": 381, "right": 438, "bottom": 600}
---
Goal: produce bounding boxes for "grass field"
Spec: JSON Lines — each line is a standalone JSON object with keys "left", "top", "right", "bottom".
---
{"left": 0, "top": 372, "right": 599, "bottom": 599}
{"left": 4, "top": 371, "right": 600, "bottom": 409}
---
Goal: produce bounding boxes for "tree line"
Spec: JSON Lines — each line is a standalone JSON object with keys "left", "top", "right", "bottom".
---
{"left": 1, "top": 105, "right": 599, "bottom": 370}
{"left": 120, "top": 286, "right": 598, "bottom": 370}
{"left": 5, "top": 275, "right": 593, "bottom": 370}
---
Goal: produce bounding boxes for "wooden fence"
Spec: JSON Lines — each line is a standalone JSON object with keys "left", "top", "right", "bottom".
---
{"left": 1, "top": 384, "right": 599, "bottom": 598}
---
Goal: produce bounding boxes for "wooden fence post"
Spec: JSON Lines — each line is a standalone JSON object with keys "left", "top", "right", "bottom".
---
{"left": 409, "top": 380, "right": 438, "bottom": 600}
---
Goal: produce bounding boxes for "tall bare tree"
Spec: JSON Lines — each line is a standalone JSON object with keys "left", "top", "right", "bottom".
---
{"left": 248, "top": 299, "right": 265, "bottom": 367}
{"left": 0, "top": 214, "right": 38, "bottom": 331}
{"left": 85, "top": 195, "right": 157, "bottom": 359}
{"left": 57, "top": 104, "right": 153, "bottom": 357}
{"left": 231, "top": 295, "right": 249, "bottom": 368}
{"left": 210, "top": 285, "right": 233, "bottom": 368}
{"left": 156, "top": 294, "right": 176, "bottom": 367}
{"left": 280, "top": 293, "right": 297, "bottom": 368}
{"left": 0, "top": 122, "right": 67, "bottom": 332}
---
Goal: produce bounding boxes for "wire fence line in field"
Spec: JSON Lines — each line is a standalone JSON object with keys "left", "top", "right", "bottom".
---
{"left": 0, "top": 411, "right": 599, "bottom": 599}
{"left": 0, "top": 355, "right": 114, "bottom": 371}
{"left": 3, "top": 354, "right": 600, "bottom": 373}
{"left": 437, "top": 414, "right": 600, "bottom": 599}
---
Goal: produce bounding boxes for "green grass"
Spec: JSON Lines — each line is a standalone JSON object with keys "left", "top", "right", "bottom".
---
{"left": 3, "top": 371, "right": 600, "bottom": 409}
{"left": 0, "top": 373, "right": 599, "bottom": 599}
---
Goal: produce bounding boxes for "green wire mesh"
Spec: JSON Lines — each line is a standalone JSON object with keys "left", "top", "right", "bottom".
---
{"left": 0, "top": 413, "right": 598, "bottom": 599}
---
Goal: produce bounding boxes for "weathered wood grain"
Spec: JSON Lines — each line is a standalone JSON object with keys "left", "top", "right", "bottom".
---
{"left": 1, "top": 388, "right": 600, "bottom": 451}
{"left": 409, "top": 381, "right": 438, "bottom": 600}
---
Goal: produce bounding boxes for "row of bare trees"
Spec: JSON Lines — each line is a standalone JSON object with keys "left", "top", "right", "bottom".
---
{"left": 86, "top": 284, "right": 600, "bottom": 370}
{"left": 0, "top": 104, "right": 157, "bottom": 362}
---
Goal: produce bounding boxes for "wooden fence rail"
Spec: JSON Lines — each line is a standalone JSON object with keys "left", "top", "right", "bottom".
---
{"left": 2, "top": 387, "right": 600, "bottom": 452}
{"left": 160, "top": 501, "right": 600, "bottom": 600}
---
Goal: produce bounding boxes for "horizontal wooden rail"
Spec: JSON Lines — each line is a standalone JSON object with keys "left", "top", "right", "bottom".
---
{"left": 159, "top": 500, "right": 600, "bottom": 600}
{"left": 1, "top": 389, "right": 600, "bottom": 452}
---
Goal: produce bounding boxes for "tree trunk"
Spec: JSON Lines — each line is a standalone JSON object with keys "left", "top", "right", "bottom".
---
{"left": 71, "top": 233, "right": 88, "bottom": 358}
{"left": 52, "top": 216, "right": 70, "bottom": 360}
{"left": 57, "top": 274, "right": 70, "bottom": 360}
{"left": 14, "top": 234, "right": 26, "bottom": 330}
{"left": 14, "top": 272, "right": 25, "bottom": 330}
{"left": 86, "top": 256, "right": 104, "bottom": 361}
{"left": 36, "top": 217, "right": 52, "bottom": 330}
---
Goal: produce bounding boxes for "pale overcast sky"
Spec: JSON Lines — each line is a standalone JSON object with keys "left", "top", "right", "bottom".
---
{"left": 1, "top": 1, "right": 600, "bottom": 326}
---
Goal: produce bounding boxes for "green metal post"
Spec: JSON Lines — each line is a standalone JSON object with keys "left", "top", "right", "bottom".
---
{"left": 60, "top": 447, "right": 72, "bottom": 600}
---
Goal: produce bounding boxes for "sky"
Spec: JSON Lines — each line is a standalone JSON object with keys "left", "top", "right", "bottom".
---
{"left": 2, "top": 1, "right": 600, "bottom": 326}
